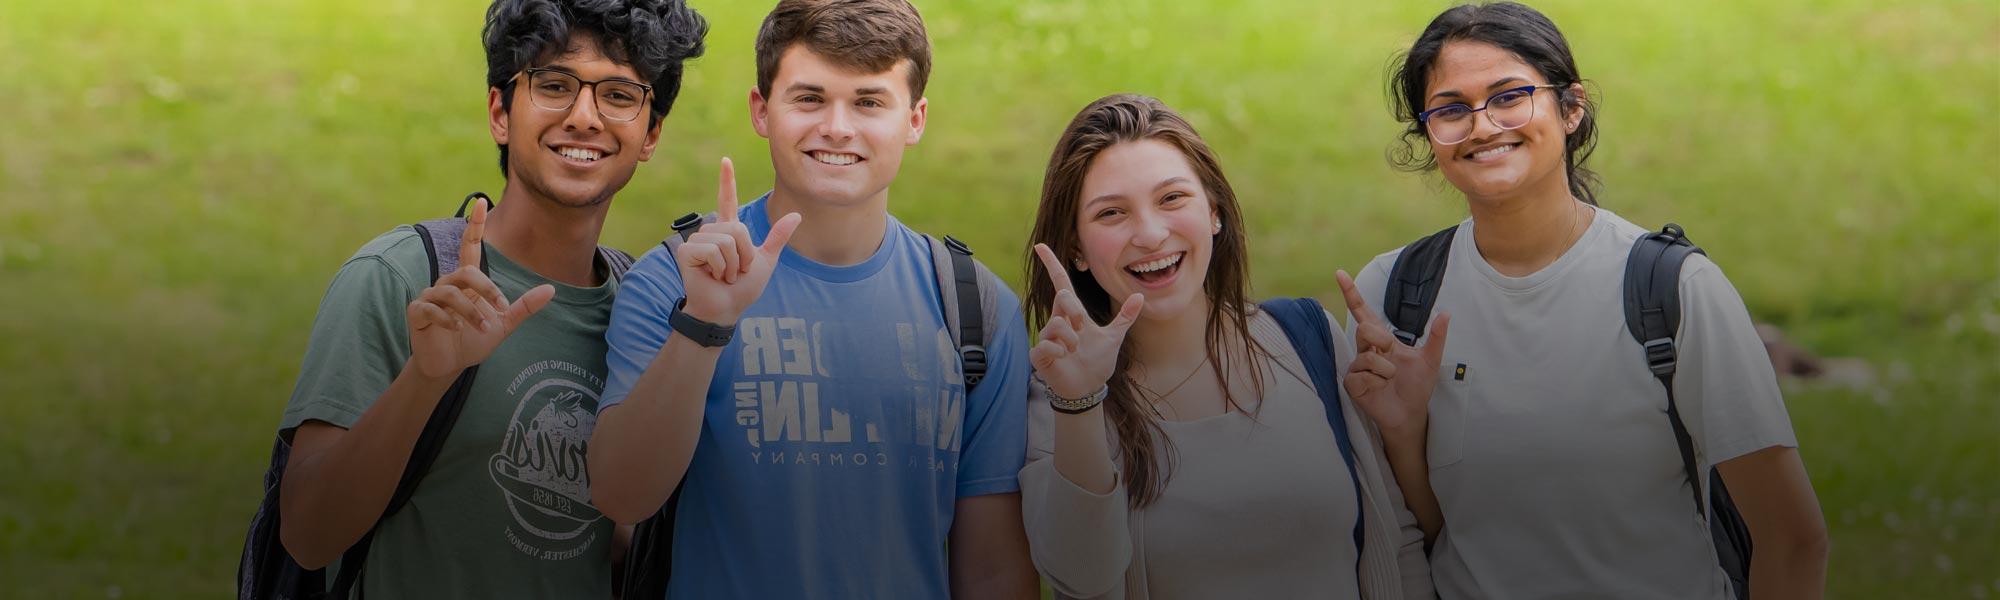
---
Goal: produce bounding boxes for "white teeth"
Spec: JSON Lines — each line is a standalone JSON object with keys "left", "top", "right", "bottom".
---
{"left": 1129, "top": 253, "right": 1182, "bottom": 274}
{"left": 1469, "top": 144, "right": 1517, "bottom": 160}
{"left": 810, "top": 151, "right": 860, "bottom": 166}
{"left": 557, "top": 146, "right": 602, "bottom": 162}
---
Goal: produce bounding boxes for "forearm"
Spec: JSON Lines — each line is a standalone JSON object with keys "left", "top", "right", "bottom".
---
{"left": 1748, "top": 538, "right": 1829, "bottom": 600}
{"left": 279, "top": 360, "right": 458, "bottom": 568}
{"left": 950, "top": 494, "right": 1040, "bottom": 600}
{"left": 1051, "top": 406, "right": 1117, "bottom": 495}
{"left": 1380, "top": 426, "right": 1442, "bottom": 544}
{"left": 588, "top": 333, "right": 722, "bottom": 525}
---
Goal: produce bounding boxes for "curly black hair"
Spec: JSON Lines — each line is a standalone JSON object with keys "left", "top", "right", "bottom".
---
{"left": 483, "top": 0, "right": 708, "bottom": 176}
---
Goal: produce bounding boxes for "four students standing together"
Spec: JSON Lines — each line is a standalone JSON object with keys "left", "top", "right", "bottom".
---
{"left": 266, "top": 0, "right": 1828, "bottom": 598}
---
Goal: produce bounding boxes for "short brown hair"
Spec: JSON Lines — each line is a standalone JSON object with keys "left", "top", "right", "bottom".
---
{"left": 754, "top": 0, "right": 931, "bottom": 106}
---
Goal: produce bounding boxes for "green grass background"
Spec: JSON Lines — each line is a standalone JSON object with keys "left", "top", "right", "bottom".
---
{"left": 1, "top": 0, "right": 1995, "bottom": 597}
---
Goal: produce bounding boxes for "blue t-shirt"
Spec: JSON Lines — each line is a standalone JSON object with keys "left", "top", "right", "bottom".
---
{"left": 601, "top": 194, "right": 1029, "bottom": 599}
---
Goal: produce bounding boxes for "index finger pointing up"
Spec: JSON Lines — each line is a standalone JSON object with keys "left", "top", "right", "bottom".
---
{"left": 460, "top": 197, "right": 488, "bottom": 273}
{"left": 1335, "top": 269, "right": 1381, "bottom": 326}
{"left": 1033, "top": 243, "right": 1077, "bottom": 295}
{"left": 715, "top": 157, "right": 739, "bottom": 223}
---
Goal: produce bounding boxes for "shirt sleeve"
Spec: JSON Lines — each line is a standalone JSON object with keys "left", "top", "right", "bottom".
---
{"left": 955, "top": 287, "right": 1030, "bottom": 497}
{"left": 1675, "top": 255, "right": 1799, "bottom": 466}
{"left": 278, "top": 237, "right": 426, "bottom": 437}
{"left": 1018, "top": 375, "right": 1133, "bottom": 598}
{"left": 600, "top": 246, "right": 686, "bottom": 413}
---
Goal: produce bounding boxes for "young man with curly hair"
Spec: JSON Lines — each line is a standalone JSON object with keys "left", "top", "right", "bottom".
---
{"left": 274, "top": 1, "right": 706, "bottom": 597}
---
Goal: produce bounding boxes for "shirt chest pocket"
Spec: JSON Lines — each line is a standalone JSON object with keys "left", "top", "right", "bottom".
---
{"left": 1427, "top": 358, "right": 1474, "bottom": 470}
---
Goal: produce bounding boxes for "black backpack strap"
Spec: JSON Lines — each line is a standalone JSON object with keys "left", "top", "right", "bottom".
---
{"left": 927, "top": 235, "right": 989, "bottom": 387}
{"left": 1383, "top": 225, "right": 1458, "bottom": 346}
{"left": 1622, "top": 224, "right": 1752, "bottom": 599}
{"left": 327, "top": 219, "right": 486, "bottom": 598}
{"left": 1622, "top": 223, "right": 1706, "bottom": 513}
{"left": 1258, "top": 298, "right": 1366, "bottom": 562}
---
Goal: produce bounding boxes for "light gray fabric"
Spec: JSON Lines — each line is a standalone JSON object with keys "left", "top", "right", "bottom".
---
{"left": 1352, "top": 208, "right": 1795, "bottom": 600}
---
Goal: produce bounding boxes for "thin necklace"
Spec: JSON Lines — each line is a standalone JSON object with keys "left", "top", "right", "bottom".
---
{"left": 1134, "top": 356, "right": 1210, "bottom": 419}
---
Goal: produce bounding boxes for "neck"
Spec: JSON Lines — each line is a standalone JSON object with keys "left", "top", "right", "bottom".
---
{"left": 1466, "top": 177, "right": 1591, "bottom": 277}
{"left": 487, "top": 181, "right": 610, "bottom": 287}
{"left": 764, "top": 181, "right": 889, "bottom": 266}
{"left": 1127, "top": 296, "right": 1214, "bottom": 374}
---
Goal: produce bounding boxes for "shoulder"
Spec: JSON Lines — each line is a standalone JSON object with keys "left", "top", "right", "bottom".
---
{"left": 327, "top": 226, "right": 430, "bottom": 297}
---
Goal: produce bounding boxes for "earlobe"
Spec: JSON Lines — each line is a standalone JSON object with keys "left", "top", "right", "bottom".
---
{"left": 488, "top": 87, "right": 509, "bottom": 146}
{"left": 749, "top": 86, "right": 771, "bottom": 139}
{"left": 638, "top": 119, "right": 662, "bottom": 162}
{"left": 906, "top": 97, "right": 928, "bottom": 145}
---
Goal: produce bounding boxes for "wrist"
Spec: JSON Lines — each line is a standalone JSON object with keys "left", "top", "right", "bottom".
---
{"left": 678, "top": 298, "right": 735, "bottom": 325}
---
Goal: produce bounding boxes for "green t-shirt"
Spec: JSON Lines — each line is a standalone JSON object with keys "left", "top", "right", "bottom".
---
{"left": 280, "top": 226, "right": 618, "bottom": 599}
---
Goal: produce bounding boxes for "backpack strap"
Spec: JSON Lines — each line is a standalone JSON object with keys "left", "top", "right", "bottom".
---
{"left": 1257, "top": 297, "right": 1366, "bottom": 561}
{"left": 1622, "top": 223, "right": 1707, "bottom": 513}
{"left": 659, "top": 211, "right": 717, "bottom": 257}
{"left": 624, "top": 213, "right": 715, "bottom": 600}
{"left": 925, "top": 234, "right": 992, "bottom": 387}
{"left": 1383, "top": 225, "right": 1458, "bottom": 346}
{"left": 326, "top": 215, "right": 486, "bottom": 599}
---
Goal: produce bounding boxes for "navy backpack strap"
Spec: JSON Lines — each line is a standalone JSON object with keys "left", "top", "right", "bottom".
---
{"left": 1383, "top": 225, "right": 1458, "bottom": 346}
{"left": 1258, "top": 297, "right": 1366, "bottom": 557}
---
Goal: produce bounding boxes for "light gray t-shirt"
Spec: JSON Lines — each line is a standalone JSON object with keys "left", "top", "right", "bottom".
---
{"left": 1352, "top": 209, "right": 1796, "bottom": 600}
{"left": 1021, "top": 311, "right": 1433, "bottom": 600}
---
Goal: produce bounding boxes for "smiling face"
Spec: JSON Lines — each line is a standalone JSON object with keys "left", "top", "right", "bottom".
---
{"left": 1073, "top": 139, "right": 1220, "bottom": 323}
{"left": 1423, "top": 40, "right": 1583, "bottom": 206}
{"left": 751, "top": 45, "right": 926, "bottom": 210}
{"left": 488, "top": 32, "right": 661, "bottom": 209}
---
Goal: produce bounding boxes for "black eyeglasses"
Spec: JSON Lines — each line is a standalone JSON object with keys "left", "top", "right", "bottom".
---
{"left": 1417, "top": 84, "right": 1561, "bottom": 145}
{"left": 508, "top": 68, "right": 653, "bottom": 123}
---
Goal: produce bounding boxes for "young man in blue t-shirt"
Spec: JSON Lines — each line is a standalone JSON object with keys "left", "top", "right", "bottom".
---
{"left": 587, "top": 0, "right": 1038, "bottom": 597}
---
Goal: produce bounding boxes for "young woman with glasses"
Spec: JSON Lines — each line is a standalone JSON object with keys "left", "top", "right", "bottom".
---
{"left": 1342, "top": 2, "right": 1830, "bottom": 598}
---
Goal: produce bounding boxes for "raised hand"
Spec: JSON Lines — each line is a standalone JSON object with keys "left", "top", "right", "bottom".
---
{"left": 1029, "top": 244, "right": 1145, "bottom": 401}
{"left": 675, "top": 157, "right": 802, "bottom": 325}
{"left": 1337, "top": 269, "right": 1449, "bottom": 440}
{"left": 406, "top": 198, "right": 557, "bottom": 378}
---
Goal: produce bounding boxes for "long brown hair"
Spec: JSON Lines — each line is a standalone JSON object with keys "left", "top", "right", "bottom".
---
{"left": 1025, "top": 93, "right": 1268, "bottom": 509}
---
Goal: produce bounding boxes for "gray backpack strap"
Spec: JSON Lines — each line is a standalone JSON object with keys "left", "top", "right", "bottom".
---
{"left": 598, "top": 246, "right": 635, "bottom": 281}
{"left": 658, "top": 212, "right": 719, "bottom": 258}
{"left": 926, "top": 234, "right": 1000, "bottom": 389}
{"left": 412, "top": 217, "right": 469, "bottom": 280}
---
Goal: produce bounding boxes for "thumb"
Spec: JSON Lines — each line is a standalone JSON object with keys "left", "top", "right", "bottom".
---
{"left": 760, "top": 212, "right": 803, "bottom": 255}
{"left": 1420, "top": 311, "right": 1451, "bottom": 367}
{"left": 503, "top": 284, "right": 557, "bottom": 331}
{"left": 1103, "top": 293, "right": 1146, "bottom": 339}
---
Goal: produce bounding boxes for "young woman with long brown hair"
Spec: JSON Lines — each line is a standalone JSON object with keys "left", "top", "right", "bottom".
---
{"left": 1016, "top": 93, "right": 1431, "bottom": 599}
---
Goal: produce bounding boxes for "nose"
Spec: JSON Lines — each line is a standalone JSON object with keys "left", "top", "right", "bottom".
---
{"left": 819, "top": 104, "right": 856, "bottom": 143}
{"left": 1130, "top": 208, "right": 1169, "bottom": 250}
{"left": 563, "top": 84, "right": 606, "bottom": 132}
{"left": 1463, "top": 106, "right": 1506, "bottom": 144}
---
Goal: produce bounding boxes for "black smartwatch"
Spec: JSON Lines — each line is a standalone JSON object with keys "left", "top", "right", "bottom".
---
{"left": 669, "top": 298, "right": 736, "bottom": 347}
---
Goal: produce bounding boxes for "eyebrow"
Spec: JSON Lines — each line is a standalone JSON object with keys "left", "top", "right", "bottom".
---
{"left": 1428, "top": 76, "right": 1529, "bottom": 102}
{"left": 1083, "top": 177, "right": 1195, "bottom": 210}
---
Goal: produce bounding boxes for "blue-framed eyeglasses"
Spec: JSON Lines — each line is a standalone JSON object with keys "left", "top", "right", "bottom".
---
{"left": 1417, "top": 84, "right": 1561, "bottom": 145}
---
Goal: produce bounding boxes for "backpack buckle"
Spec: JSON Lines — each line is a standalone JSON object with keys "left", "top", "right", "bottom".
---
{"left": 1643, "top": 337, "right": 1678, "bottom": 376}
{"left": 671, "top": 212, "right": 704, "bottom": 233}
{"left": 959, "top": 345, "right": 987, "bottom": 386}
{"left": 942, "top": 235, "right": 973, "bottom": 256}
{"left": 1392, "top": 328, "right": 1419, "bottom": 347}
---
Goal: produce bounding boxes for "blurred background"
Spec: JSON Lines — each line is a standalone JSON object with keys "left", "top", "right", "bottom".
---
{"left": 1, "top": 0, "right": 1994, "bottom": 597}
